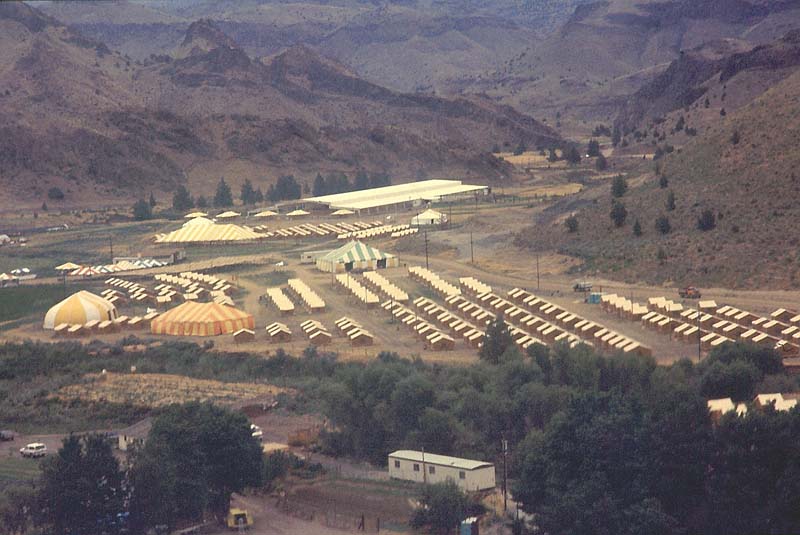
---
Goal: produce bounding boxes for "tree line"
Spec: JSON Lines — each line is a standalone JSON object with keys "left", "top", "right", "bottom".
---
{"left": 2, "top": 338, "right": 800, "bottom": 534}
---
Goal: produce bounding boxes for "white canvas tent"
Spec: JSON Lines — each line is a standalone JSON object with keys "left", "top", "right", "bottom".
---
{"left": 411, "top": 209, "right": 445, "bottom": 226}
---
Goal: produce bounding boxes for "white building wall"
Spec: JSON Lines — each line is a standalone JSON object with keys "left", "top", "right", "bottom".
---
{"left": 388, "top": 455, "right": 496, "bottom": 491}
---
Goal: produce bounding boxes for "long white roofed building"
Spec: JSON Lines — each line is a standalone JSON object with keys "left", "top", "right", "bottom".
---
{"left": 304, "top": 179, "right": 488, "bottom": 213}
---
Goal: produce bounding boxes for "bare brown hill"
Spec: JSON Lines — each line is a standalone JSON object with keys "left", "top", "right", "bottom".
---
{"left": 517, "top": 65, "right": 800, "bottom": 290}
{"left": 0, "top": 5, "right": 560, "bottom": 209}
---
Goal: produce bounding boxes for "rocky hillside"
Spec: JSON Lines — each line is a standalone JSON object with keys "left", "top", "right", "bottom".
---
{"left": 616, "top": 31, "right": 800, "bottom": 133}
{"left": 0, "top": 4, "right": 560, "bottom": 208}
{"left": 462, "top": 0, "right": 800, "bottom": 123}
{"left": 518, "top": 63, "right": 800, "bottom": 289}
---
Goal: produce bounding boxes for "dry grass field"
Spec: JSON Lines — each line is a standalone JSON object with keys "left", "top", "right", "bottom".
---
{"left": 51, "top": 372, "right": 288, "bottom": 408}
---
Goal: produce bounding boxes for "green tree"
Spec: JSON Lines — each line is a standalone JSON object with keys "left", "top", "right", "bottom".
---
{"left": 612, "top": 125, "right": 622, "bottom": 147}
{"left": 149, "top": 192, "right": 157, "bottom": 208}
{"left": 731, "top": 131, "right": 740, "bottom": 145}
{"left": 697, "top": 209, "right": 716, "bottom": 231}
{"left": 565, "top": 215, "right": 579, "bottom": 233}
{"left": 564, "top": 146, "right": 581, "bottom": 164}
{"left": 595, "top": 152, "right": 608, "bottom": 171}
{"left": 610, "top": 201, "right": 627, "bottom": 227}
{"left": 39, "top": 435, "right": 124, "bottom": 535}
{"left": 659, "top": 175, "right": 669, "bottom": 189}
{"left": 547, "top": 148, "right": 559, "bottom": 162}
{"left": 47, "top": 187, "right": 65, "bottom": 200}
{"left": 128, "top": 403, "right": 263, "bottom": 531}
{"left": 214, "top": 177, "right": 234, "bottom": 207}
{"left": 0, "top": 484, "right": 35, "bottom": 535}
{"left": 633, "top": 219, "right": 642, "bottom": 236}
{"left": 354, "top": 170, "right": 370, "bottom": 191}
{"left": 410, "top": 481, "right": 469, "bottom": 534}
{"left": 313, "top": 173, "right": 326, "bottom": 196}
{"left": 172, "top": 185, "right": 194, "bottom": 212}
{"left": 240, "top": 179, "right": 257, "bottom": 205}
{"left": 132, "top": 198, "right": 153, "bottom": 221}
{"left": 41, "top": 201, "right": 48, "bottom": 211}
{"left": 268, "top": 175, "right": 302, "bottom": 202}
{"left": 666, "top": 190, "right": 675, "bottom": 211}
{"left": 655, "top": 215, "right": 671, "bottom": 234}
{"left": 611, "top": 175, "right": 628, "bottom": 198}
{"left": 480, "top": 314, "right": 514, "bottom": 364}
{"left": 253, "top": 187, "right": 264, "bottom": 204}
{"left": 196, "top": 195, "right": 208, "bottom": 208}
{"left": 587, "top": 139, "right": 600, "bottom": 157}
{"left": 513, "top": 141, "right": 526, "bottom": 156}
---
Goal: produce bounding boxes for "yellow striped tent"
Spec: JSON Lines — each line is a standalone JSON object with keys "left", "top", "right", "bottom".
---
{"left": 43, "top": 291, "right": 118, "bottom": 330}
{"left": 155, "top": 221, "right": 266, "bottom": 244}
{"left": 150, "top": 301, "right": 254, "bottom": 336}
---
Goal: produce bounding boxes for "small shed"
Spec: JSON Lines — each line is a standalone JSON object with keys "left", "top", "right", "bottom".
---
{"left": 233, "top": 328, "right": 256, "bottom": 343}
{"left": 411, "top": 208, "right": 445, "bottom": 227}
{"left": 266, "top": 322, "right": 292, "bottom": 343}
{"left": 388, "top": 450, "right": 495, "bottom": 491}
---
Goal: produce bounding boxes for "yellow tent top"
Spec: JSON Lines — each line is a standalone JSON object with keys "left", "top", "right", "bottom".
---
{"left": 151, "top": 301, "right": 254, "bottom": 336}
{"left": 287, "top": 209, "right": 310, "bottom": 217}
{"left": 43, "top": 290, "right": 118, "bottom": 329}
{"left": 331, "top": 209, "right": 354, "bottom": 216}
{"left": 156, "top": 222, "right": 265, "bottom": 243}
{"left": 55, "top": 262, "right": 81, "bottom": 271}
{"left": 216, "top": 211, "right": 241, "bottom": 219}
{"left": 253, "top": 210, "right": 278, "bottom": 218}
{"left": 184, "top": 211, "right": 208, "bottom": 218}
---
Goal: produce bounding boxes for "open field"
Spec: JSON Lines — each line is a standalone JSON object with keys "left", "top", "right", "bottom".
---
{"left": 51, "top": 373, "right": 288, "bottom": 408}
{"left": 0, "top": 456, "right": 40, "bottom": 489}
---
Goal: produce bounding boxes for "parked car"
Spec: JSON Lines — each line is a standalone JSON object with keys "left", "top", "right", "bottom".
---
{"left": 19, "top": 442, "right": 47, "bottom": 458}
{"left": 0, "top": 430, "right": 15, "bottom": 441}
{"left": 679, "top": 286, "right": 702, "bottom": 299}
{"left": 573, "top": 281, "right": 593, "bottom": 292}
{"left": 250, "top": 424, "right": 263, "bottom": 442}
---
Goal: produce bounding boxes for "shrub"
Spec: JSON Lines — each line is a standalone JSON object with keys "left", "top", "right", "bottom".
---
{"left": 47, "top": 187, "right": 65, "bottom": 200}
{"left": 633, "top": 219, "right": 642, "bottom": 236}
{"left": 697, "top": 209, "right": 716, "bottom": 231}
{"left": 666, "top": 191, "right": 676, "bottom": 211}
{"left": 565, "top": 215, "right": 579, "bottom": 233}
{"left": 655, "top": 215, "right": 671, "bottom": 234}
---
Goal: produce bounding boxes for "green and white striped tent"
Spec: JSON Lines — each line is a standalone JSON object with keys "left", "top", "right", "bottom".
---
{"left": 316, "top": 240, "right": 399, "bottom": 273}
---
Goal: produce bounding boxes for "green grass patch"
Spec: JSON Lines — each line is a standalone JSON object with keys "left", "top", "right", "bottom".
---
{"left": 0, "top": 456, "right": 41, "bottom": 486}
{"left": 258, "top": 270, "right": 296, "bottom": 287}
{"left": 0, "top": 284, "right": 82, "bottom": 323}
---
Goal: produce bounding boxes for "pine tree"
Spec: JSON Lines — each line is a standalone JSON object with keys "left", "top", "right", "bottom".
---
{"left": 659, "top": 175, "right": 669, "bottom": 189}
{"left": 172, "top": 185, "right": 194, "bottom": 211}
{"left": 612, "top": 125, "right": 621, "bottom": 147}
{"left": 214, "top": 178, "right": 233, "bottom": 207}
{"left": 587, "top": 139, "right": 600, "bottom": 157}
{"left": 697, "top": 209, "right": 716, "bottom": 231}
{"left": 196, "top": 195, "right": 208, "bottom": 208}
{"left": 313, "top": 173, "right": 326, "bottom": 196}
{"left": 655, "top": 215, "right": 671, "bottom": 234}
{"left": 240, "top": 179, "right": 256, "bottom": 205}
{"left": 149, "top": 192, "right": 157, "bottom": 207}
{"left": 564, "top": 146, "right": 581, "bottom": 164}
{"left": 133, "top": 199, "right": 153, "bottom": 220}
{"left": 611, "top": 175, "right": 628, "bottom": 198}
{"left": 595, "top": 153, "right": 608, "bottom": 171}
{"left": 610, "top": 201, "right": 627, "bottom": 227}
{"left": 666, "top": 190, "right": 676, "bottom": 211}
{"left": 633, "top": 219, "right": 642, "bottom": 236}
{"left": 565, "top": 215, "right": 579, "bottom": 233}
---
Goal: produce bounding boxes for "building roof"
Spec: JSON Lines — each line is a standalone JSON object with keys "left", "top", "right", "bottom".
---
{"left": 319, "top": 240, "right": 394, "bottom": 264}
{"left": 287, "top": 209, "right": 310, "bottom": 216}
{"left": 305, "top": 179, "right": 487, "bottom": 211}
{"left": 389, "top": 450, "right": 493, "bottom": 470}
{"left": 253, "top": 210, "right": 278, "bottom": 218}
{"left": 216, "top": 211, "right": 241, "bottom": 219}
{"left": 412, "top": 209, "right": 445, "bottom": 224}
{"left": 184, "top": 211, "right": 208, "bottom": 218}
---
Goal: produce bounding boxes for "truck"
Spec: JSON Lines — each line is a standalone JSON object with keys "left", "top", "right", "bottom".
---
{"left": 679, "top": 287, "right": 702, "bottom": 299}
{"left": 227, "top": 509, "right": 253, "bottom": 530}
{"left": 573, "top": 281, "right": 593, "bottom": 292}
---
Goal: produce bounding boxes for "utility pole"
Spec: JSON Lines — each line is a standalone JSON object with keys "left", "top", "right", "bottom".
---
{"left": 536, "top": 254, "right": 540, "bottom": 291}
{"left": 422, "top": 447, "right": 427, "bottom": 485}
{"left": 502, "top": 436, "right": 508, "bottom": 513}
{"left": 109, "top": 237, "right": 114, "bottom": 264}
{"left": 470, "top": 232, "right": 474, "bottom": 264}
{"left": 424, "top": 230, "right": 429, "bottom": 270}
{"left": 697, "top": 306, "right": 702, "bottom": 361}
